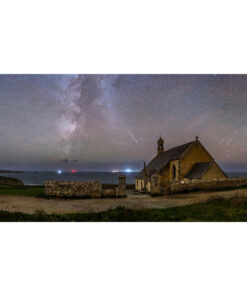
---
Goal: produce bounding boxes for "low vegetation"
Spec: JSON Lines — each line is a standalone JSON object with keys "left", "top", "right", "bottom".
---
{"left": 175, "top": 184, "right": 247, "bottom": 194}
{"left": 0, "top": 195, "right": 247, "bottom": 221}
{"left": 0, "top": 185, "right": 45, "bottom": 197}
{"left": 0, "top": 176, "right": 23, "bottom": 186}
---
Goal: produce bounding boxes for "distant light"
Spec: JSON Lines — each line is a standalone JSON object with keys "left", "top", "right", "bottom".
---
{"left": 71, "top": 169, "right": 77, "bottom": 173}
{"left": 125, "top": 169, "right": 132, "bottom": 173}
{"left": 57, "top": 170, "right": 62, "bottom": 174}
{"left": 112, "top": 170, "right": 120, "bottom": 173}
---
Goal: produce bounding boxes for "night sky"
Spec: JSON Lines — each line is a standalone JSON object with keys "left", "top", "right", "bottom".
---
{"left": 0, "top": 74, "right": 247, "bottom": 171}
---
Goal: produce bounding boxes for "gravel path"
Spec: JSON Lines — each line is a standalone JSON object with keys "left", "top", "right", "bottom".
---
{"left": 0, "top": 188, "right": 246, "bottom": 214}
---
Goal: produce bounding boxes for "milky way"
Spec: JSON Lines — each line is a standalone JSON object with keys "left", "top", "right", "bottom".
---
{"left": 0, "top": 74, "right": 247, "bottom": 170}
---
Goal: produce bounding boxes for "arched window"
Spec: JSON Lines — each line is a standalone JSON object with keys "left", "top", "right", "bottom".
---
{"left": 172, "top": 164, "right": 176, "bottom": 180}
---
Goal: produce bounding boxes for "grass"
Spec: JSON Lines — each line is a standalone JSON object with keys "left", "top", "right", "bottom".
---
{"left": 0, "top": 185, "right": 45, "bottom": 197}
{"left": 173, "top": 184, "right": 247, "bottom": 194}
{"left": 0, "top": 195, "right": 247, "bottom": 221}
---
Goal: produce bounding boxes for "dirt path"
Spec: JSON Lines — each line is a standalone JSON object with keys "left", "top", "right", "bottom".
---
{"left": 0, "top": 188, "right": 246, "bottom": 214}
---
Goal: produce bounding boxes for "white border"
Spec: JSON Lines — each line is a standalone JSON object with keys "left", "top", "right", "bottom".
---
{"left": 0, "top": 0, "right": 247, "bottom": 295}
{"left": 0, "top": 0, "right": 247, "bottom": 74}
{"left": 1, "top": 223, "right": 247, "bottom": 296}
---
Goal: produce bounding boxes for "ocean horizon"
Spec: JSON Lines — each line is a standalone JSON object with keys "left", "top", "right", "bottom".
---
{"left": 0, "top": 171, "right": 246, "bottom": 186}
{"left": 0, "top": 171, "right": 138, "bottom": 186}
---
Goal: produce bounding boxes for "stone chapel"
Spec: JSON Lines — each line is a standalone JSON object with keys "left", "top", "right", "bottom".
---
{"left": 135, "top": 136, "right": 227, "bottom": 193}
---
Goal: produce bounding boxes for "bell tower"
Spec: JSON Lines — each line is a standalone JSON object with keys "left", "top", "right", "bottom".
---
{"left": 157, "top": 136, "right": 164, "bottom": 155}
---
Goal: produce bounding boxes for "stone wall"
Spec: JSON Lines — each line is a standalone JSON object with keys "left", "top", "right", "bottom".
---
{"left": 45, "top": 175, "right": 127, "bottom": 198}
{"left": 45, "top": 181, "right": 102, "bottom": 198}
{"left": 151, "top": 174, "right": 161, "bottom": 195}
{"left": 169, "top": 178, "right": 247, "bottom": 194}
{"left": 102, "top": 189, "right": 116, "bottom": 197}
{"left": 116, "top": 175, "right": 126, "bottom": 197}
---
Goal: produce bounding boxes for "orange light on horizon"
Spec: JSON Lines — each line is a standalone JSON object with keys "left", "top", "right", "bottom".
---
{"left": 71, "top": 169, "right": 77, "bottom": 173}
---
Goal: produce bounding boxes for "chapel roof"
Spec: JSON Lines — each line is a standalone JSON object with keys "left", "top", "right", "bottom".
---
{"left": 185, "top": 162, "right": 213, "bottom": 179}
{"left": 136, "top": 141, "right": 194, "bottom": 179}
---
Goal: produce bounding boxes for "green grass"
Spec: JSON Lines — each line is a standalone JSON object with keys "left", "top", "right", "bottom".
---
{"left": 0, "top": 185, "right": 45, "bottom": 197}
{"left": 173, "top": 184, "right": 247, "bottom": 194}
{"left": 1, "top": 195, "right": 247, "bottom": 221}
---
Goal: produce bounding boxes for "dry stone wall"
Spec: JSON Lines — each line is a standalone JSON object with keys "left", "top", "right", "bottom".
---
{"left": 45, "top": 181, "right": 102, "bottom": 198}
{"left": 45, "top": 175, "right": 127, "bottom": 198}
{"left": 151, "top": 174, "right": 161, "bottom": 195}
{"left": 102, "top": 189, "right": 116, "bottom": 197}
{"left": 169, "top": 178, "right": 247, "bottom": 194}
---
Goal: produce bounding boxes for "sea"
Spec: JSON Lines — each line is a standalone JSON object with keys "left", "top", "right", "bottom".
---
{"left": 0, "top": 171, "right": 139, "bottom": 186}
{"left": 0, "top": 171, "right": 246, "bottom": 186}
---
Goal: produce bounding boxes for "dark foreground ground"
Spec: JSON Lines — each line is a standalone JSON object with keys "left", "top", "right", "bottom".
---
{"left": 0, "top": 195, "right": 247, "bottom": 222}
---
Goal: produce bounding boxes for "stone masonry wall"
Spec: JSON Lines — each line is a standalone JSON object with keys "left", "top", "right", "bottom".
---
{"left": 45, "top": 181, "right": 102, "bottom": 198}
{"left": 45, "top": 175, "right": 126, "bottom": 198}
{"left": 169, "top": 178, "right": 247, "bottom": 194}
